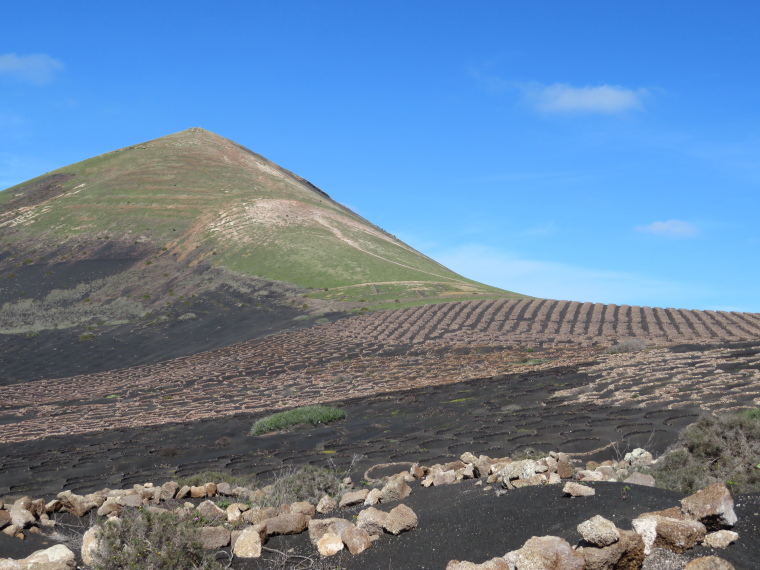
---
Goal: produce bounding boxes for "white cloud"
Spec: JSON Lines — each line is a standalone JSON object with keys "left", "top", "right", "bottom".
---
{"left": 636, "top": 220, "right": 699, "bottom": 238}
{"left": 431, "top": 244, "right": 707, "bottom": 308}
{"left": 524, "top": 83, "right": 648, "bottom": 114}
{"left": 0, "top": 53, "right": 64, "bottom": 85}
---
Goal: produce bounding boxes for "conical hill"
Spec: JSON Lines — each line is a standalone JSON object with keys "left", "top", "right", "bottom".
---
{"left": 0, "top": 129, "right": 526, "bottom": 379}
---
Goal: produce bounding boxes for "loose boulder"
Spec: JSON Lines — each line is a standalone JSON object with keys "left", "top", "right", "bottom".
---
{"left": 623, "top": 472, "right": 655, "bottom": 487}
{"left": 632, "top": 515, "right": 706, "bottom": 555}
{"left": 505, "top": 535, "right": 585, "bottom": 570}
{"left": 578, "top": 529, "right": 644, "bottom": 570}
{"left": 233, "top": 525, "right": 265, "bottom": 558}
{"left": 290, "top": 501, "right": 316, "bottom": 517}
{"left": 264, "top": 513, "right": 311, "bottom": 536}
{"left": 0, "top": 510, "right": 11, "bottom": 530}
{"left": 342, "top": 525, "right": 372, "bottom": 555}
{"left": 308, "top": 517, "right": 351, "bottom": 545}
{"left": 446, "top": 558, "right": 510, "bottom": 570}
{"left": 563, "top": 482, "right": 595, "bottom": 497}
{"left": 683, "top": 557, "right": 735, "bottom": 570}
{"left": 623, "top": 449, "right": 653, "bottom": 468}
{"left": 364, "top": 488, "right": 383, "bottom": 506}
{"left": 0, "top": 544, "right": 76, "bottom": 569}
{"left": 339, "top": 489, "right": 369, "bottom": 508}
{"left": 196, "top": 500, "right": 225, "bottom": 522}
{"left": 9, "top": 503, "right": 35, "bottom": 530}
{"left": 680, "top": 483, "right": 737, "bottom": 530}
{"left": 81, "top": 526, "right": 102, "bottom": 566}
{"left": 317, "top": 532, "right": 344, "bottom": 556}
{"left": 556, "top": 454, "right": 574, "bottom": 479}
{"left": 357, "top": 506, "right": 389, "bottom": 537}
{"left": 57, "top": 491, "right": 97, "bottom": 518}
{"left": 380, "top": 478, "right": 412, "bottom": 502}
{"left": 317, "top": 495, "right": 338, "bottom": 514}
{"left": 703, "top": 530, "right": 739, "bottom": 549}
{"left": 577, "top": 515, "right": 620, "bottom": 547}
{"left": 243, "top": 506, "right": 279, "bottom": 526}
{"left": 383, "top": 504, "right": 418, "bottom": 535}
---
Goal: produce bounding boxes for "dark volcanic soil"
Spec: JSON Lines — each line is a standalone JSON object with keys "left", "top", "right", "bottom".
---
{"left": 0, "top": 173, "right": 75, "bottom": 220}
{"left": 1, "top": 289, "right": 758, "bottom": 567}
{"left": 0, "top": 286, "right": 348, "bottom": 384}
{"left": 246, "top": 483, "right": 760, "bottom": 570}
{"left": 2, "top": 467, "right": 758, "bottom": 570}
{"left": 0, "top": 363, "right": 703, "bottom": 498}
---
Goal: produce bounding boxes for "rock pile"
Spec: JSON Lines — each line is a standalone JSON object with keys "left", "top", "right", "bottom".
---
{"left": 445, "top": 482, "right": 738, "bottom": 570}
{"left": 0, "top": 470, "right": 420, "bottom": 567}
{"left": 407, "top": 447, "right": 655, "bottom": 491}
{"left": 0, "top": 448, "right": 741, "bottom": 569}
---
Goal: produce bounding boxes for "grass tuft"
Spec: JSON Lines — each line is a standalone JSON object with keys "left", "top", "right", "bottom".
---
{"left": 250, "top": 404, "right": 346, "bottom": 436}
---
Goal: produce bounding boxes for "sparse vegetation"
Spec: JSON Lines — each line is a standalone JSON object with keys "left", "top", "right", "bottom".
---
{"left": 255, "top": 465, "right": 346, "bottom": 507}
{"left": 250, "top": 404, "right": 346, "bottom": 436}
{"left": 91, "top": 509, "right": 220, "bottom": 569}
{"left": 175, "top": 470, "right": 254, "bottom": 489}
{"left": 647, "top": 408, "right": 760, "bottom": 494}
{"left": 512, "top": 447, "right": 549, "bottom": 461}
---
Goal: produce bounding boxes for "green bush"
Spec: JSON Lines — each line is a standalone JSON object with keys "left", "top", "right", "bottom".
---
{"left": 250, "top": 405, "right": 346, "bottom": 436}
{"left": 91, "top": 509, "right": 220, "bottom": 569}
{"left": 645, "top": 449, "right": 707, "bottom": 495}
{"left": 648, "top": 407, "right": 760, "bottom": 494}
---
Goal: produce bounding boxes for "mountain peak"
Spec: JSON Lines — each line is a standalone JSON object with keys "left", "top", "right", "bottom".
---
{"left": 0, "top": 130, "right": 523, "bottom": 336}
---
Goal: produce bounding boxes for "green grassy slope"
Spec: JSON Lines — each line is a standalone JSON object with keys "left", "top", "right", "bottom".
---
{"left": 0, "top": 128, "right": 526, "bottom": 317}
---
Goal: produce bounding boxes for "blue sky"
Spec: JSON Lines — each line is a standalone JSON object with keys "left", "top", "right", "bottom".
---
{"left": 2, "top": 1, "right": 758, "bottom": 312}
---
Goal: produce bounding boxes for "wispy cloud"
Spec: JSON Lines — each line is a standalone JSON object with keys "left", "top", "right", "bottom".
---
{"left": 636, "top": 220, "right": 699, "bottom": 238}
{"left": 431, "top": 244, "right": 707, "bottom": 308}
{"left": 520, "top": 222, "right": 558, "bottom": 238}
{"left": 0, "top": 53, "right": 64, "bottom": 85}
{"left": 523, "top": 83, "right": 648, "bottom": 114}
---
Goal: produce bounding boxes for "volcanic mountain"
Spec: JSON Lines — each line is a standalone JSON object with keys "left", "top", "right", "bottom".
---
{"left": 0, "top": 128, "right": 524, "bottom": 380}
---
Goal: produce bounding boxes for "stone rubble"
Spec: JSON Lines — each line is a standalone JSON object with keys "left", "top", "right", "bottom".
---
{"left": 0, "top": 448, "right": 742, "bottom": 569}
{"left": 445, "top": 457, "right": 739, "bottom": 570}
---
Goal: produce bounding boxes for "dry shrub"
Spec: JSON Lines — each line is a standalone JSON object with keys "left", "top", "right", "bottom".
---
{"left": 91, "top": 509, "right": 220, "bottom": 569}
{"left": 256, "top": 466, "right": 345, "bottom": 507}
{"left": 175, "top": 470, "right": 254, "bottom": 488}
{"left": 648, "top": 408, "right": 760, "bottom": 494}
